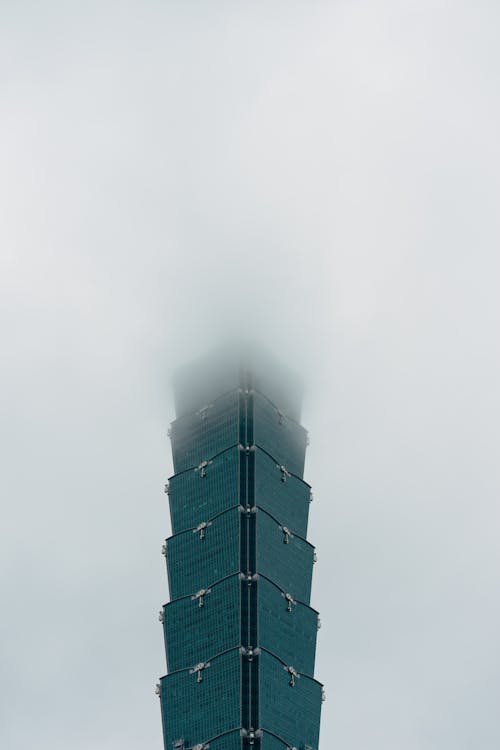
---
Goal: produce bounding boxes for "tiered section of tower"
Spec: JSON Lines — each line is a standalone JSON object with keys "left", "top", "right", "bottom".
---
{"left": 158, "top": 353, "right": 322, "bottom": 750}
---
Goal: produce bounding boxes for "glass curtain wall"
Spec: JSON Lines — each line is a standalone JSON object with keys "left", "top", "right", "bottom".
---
{"left": 158, "top": 350, "right": 323, "bottom": 750}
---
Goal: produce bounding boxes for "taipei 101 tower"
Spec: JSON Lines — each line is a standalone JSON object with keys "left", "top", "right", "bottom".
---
{"left": 157, "top": 347, "right": 323, "bottom": 750}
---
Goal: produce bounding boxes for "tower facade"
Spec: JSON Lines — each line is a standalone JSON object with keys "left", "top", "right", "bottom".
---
{"left": 158, "top": 349, "right": 323, "bottom": 750}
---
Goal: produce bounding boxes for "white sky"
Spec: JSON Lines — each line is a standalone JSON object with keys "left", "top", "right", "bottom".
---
{"left": 1, "top": 2, "right": 499, "bottom": 749}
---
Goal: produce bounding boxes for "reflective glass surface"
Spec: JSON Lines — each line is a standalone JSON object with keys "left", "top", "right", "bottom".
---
{"left": 254, "top": 449, "right": 310, "bottom": 537}
{"left": 171, "top": 391, "right": 240, "bottom": 473}
{"left": 164, "top": 573, "right": 241, "bottom": 672}
{"left": 168, "top": 447, "right": 239, "bottom": 534}
{"left": 166, "top": 507, "right": 240, "bottom": 600}
{"left": 253, "top": 392, "right": 307, "bottom": 478}
{"left": 160, "top": 649, "right": 241, "bottom": 748}
{"left": 259, "top": 650, "right": 322, "bottom": 750}
{"left": 255, "top": 508, "right": 314, "bottom": 605}
{"left": 257, "top": 576, "right": 317, "bottom": 675}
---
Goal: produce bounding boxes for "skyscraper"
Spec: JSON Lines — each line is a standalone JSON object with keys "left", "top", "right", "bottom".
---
{"left": 157, "top": 348, "right": 323, "bottom": 750}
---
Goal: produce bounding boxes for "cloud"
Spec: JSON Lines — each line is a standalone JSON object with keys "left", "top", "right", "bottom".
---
{"left": 1, "top": 2, "right": 499, "bottom": 749}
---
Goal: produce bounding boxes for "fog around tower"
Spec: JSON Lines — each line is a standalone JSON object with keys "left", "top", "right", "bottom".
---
{"left": 1, "top": 2, "right": 500, "bottom": 749}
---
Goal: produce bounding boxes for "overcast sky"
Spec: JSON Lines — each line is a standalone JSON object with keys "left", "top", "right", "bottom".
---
{"left": 1, "top": 2, "right": 499, "bottom": 749}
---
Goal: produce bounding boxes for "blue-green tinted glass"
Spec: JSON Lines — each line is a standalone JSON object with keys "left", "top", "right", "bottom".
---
{"left": 255, "top": 508, "right": 314, "bottom": 605}
{"left": 171, "top": 391, "right": 240, "bottom": 474}
{"left": 166, "top": 507, "right": 240, "bottom": 599}
{"left": 253, "top": 392, "right": 307, "bottom": 478}
{"left": 260, "top": 732, "right": 290, "bottom": 749}
{"left": 164, "top": 574, "right": 241, "bottom": 672}
{"left": 169, "top": 447, "right": 239, "bottom": 534}
{"left": 257, "top": 576, "right": 317, "bottom": 675}
{"left": 160, "top": 649, "right": 241, "bottom": 749}
{"left": 254, "top": 449, "right": 310, "bottom": 537}
{"left": 259, "top": 650, "right": 322, "bottom": 750}
{"left": 206, "top": 730, "right": 242, "bottom": 749}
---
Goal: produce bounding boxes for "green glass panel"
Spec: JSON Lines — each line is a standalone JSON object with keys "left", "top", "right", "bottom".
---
{"left": 257, "top": 576, "right": 317, "bottom": 675}
{"left": 253, "top": 392, "right": 307, "bottom": 478}
{"left": 160, "top": 649, "right": 241, "bottom": 749}
{"left": 255, "top": 508, "right": 314, "bottom": 605}
{"left": 259, "top": 650, "right": 322, "bottom": 750}
{"left": 260, "top": 732, "right": 290, "bottom": 749}
{"left": 166, "top": 508, "right": 240, "bottom": 600}
{"left": 164, "top": 574, "right": 241, "bottom": 672}
{"left": 205, "top": 730, "right": 242, "bottom": 749}
{"left": 169, "top": 448, "right": 239, "bottom": 534}
{"left": 254, "top": 450, "right": 310, "bottom": 537}
{"left": 171, "top": 391, "right": 240, "bottom": 474}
